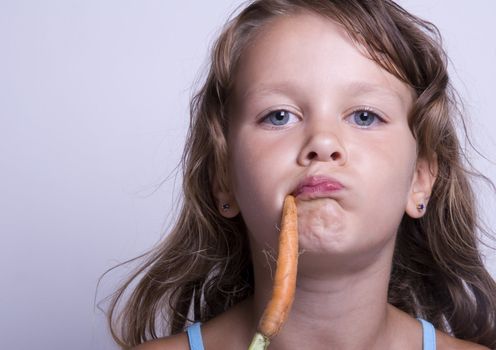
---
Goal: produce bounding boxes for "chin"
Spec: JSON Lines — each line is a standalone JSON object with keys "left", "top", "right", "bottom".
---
{"left": 298, "top": 225, "right": 350, "bottom": 253}
{"left": 298, "top": 224, "right": 390, "bottom": 254}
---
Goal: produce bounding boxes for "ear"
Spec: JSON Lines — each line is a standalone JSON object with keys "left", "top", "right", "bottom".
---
{"left": 405, "top": 154, "right": 438, "bottom": 219}
{"left": 212, "top": 178, "right": 240, "bottom": 219}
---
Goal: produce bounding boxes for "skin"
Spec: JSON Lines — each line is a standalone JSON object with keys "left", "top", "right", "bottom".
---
{"left": 135, "top": 12, "right": 488, "bottom": 350}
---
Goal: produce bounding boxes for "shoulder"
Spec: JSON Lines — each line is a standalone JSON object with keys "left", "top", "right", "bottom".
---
{"left": 131, "top": 332, "right": 189, "bottom": 350}
{"left": 436, "top": 331, "right": 490, "bottom": 350}
{"left": 389, "top": 306, "right": 489, "bottom": 350}
{"left": 130, "top": 298, "right": 254, "bottom": 350}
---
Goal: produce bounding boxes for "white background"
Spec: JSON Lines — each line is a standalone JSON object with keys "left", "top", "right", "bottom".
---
{"left": 1, "top": 1, "right": 495, "bottom": 349}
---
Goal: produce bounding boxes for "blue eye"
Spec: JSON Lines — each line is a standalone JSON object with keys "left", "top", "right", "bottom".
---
{"left": 261, "top": 110, "right": 298, "bottom": 126}
{"left": 350, "top": 110, "right": 382, "bottom": 128}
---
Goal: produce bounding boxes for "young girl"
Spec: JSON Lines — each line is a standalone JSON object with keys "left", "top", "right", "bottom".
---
{"left": 108, "top": 1, "right": 496, "bottom": 349}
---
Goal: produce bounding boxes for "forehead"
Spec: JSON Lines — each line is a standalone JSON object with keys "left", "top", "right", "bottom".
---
{"left": 231, "top": 12, "right": 414, "bottom": 110}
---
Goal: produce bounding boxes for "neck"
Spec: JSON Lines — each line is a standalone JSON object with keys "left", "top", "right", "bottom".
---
{"left": 250, "top": 245, "right": 401, "bottom": 350}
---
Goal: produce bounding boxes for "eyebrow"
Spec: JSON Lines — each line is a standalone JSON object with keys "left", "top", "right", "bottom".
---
{"left": 344, "top": 81, "right": 409, "bottom": 105}
{"left": 242, "top": 80, "right": 409, "bottom": 107}
{"left": 242, "top": 81, "right": 300, "bottom": 100}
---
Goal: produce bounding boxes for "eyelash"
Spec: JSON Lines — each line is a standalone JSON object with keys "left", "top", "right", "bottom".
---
{"left": 258, "top": 107, "right": 386, "bottom": 129}
{"left": 347, "top": 107, "right": 386, "bottom": 129}
{"left": 258, "top": 109, "right": 300, "bottom": 129}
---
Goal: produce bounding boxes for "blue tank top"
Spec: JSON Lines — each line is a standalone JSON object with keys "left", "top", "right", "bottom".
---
{"left": 185, "top": 318, "right": 437, "bottom": 350}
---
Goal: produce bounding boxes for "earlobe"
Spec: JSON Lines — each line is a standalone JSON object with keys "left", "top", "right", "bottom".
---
{"left": 406, "top": 190, "right": 429, "bottom": 219}
{"left": 212, "top": 180, "right": 240, "bottom": 218}
{"left": 217, "top": 199, "right": 240, "bottom": 218}
{"left": 405, "top": 156, "right": 437, "bottom": 219}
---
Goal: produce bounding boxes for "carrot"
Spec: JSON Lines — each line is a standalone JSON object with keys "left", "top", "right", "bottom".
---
{"left": 248, "top": 195, "right": 298, "bottom": 350}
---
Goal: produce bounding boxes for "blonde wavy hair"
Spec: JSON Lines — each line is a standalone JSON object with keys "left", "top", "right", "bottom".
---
{"left": 106, "top": 0, "right": 496, "bottom": 348}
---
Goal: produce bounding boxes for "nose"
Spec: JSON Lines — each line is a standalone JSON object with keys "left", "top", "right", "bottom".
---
{"left": 297, "top": 130, "right": 347, "bottom": 167}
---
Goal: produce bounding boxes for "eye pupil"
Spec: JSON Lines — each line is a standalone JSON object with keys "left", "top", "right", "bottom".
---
{"left": 354, "top": 110, "right": 376, "bottom": 126}
{"left": 266, "top": 110, "right": 291, "bottom": 126}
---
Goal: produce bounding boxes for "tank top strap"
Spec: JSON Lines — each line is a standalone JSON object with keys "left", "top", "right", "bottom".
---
{"left": 187, "top": 319, "right": 436, "bottom": 350}
{"left": 417, "top": 318, "right": 436, "bottom": 350}
{"left": 186, "top": 322, "right": 205, "bottom": 350}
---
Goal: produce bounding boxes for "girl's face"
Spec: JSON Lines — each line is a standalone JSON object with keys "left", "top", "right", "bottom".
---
{"left": 225, "top": 13, "right": 425, "bottom": 271}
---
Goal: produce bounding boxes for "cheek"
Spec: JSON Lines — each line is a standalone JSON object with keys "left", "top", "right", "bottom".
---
{"left": 352, "top": 131, "right": 416, "bottom": 220}
{"left": 228, "top": 129, "right": 299, "bottom": 246}
{"left": 229, "top": 129, "right": 296, "bottom": 202}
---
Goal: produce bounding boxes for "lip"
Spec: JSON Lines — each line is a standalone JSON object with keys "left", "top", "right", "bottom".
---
{"left": 293, "top": 175, "right": 344, "bottom": 200}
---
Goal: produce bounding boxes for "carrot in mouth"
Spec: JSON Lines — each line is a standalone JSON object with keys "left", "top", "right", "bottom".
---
{"left": 248, "top": 195, "right": 298, "bottom": 350}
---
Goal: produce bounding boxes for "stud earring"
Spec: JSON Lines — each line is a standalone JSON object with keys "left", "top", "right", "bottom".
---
{"left": 222, "top": 203, "right": 230, "bottom": 211}
{"left": 416, "top": 203, "right": 425, "bottom": 211}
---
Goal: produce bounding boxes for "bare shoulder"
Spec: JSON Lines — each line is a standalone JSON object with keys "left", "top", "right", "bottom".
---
{"left": 130, "top": 299, "right": 254, "bottom": 350}
{"left": 437, "top": 331, "right": 490, "bottom": 350}
{"left": 131, "top": 332, "right": 189, "bottom": 350}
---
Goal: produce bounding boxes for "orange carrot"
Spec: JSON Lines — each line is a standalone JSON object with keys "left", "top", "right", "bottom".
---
{"left": 248, "top": 195, "right": 298, "bottom": 350}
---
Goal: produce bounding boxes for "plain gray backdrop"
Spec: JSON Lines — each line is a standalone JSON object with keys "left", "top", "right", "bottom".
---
{"left": 1, "top": 1, "right": 495, "bottom": 349}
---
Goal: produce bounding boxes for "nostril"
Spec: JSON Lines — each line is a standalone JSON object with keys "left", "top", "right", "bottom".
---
{"left": 331, "top": 152, "right": 340, "bottom": 161}
{"left": 308, "top": 151, "right": 318, "bottom": 160}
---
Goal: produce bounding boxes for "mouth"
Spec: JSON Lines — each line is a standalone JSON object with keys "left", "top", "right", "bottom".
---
{"left": 292, "top": 175, "right": 344, "bottom": 200}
